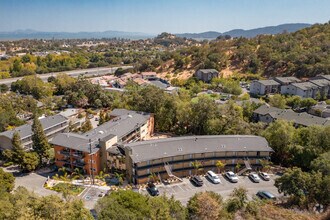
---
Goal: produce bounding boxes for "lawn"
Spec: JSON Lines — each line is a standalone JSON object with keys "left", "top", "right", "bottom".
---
{"left": 50, "top": 183, "right": 85, "bottom": 196}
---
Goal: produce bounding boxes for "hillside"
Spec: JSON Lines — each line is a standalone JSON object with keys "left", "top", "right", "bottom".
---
{"left": 175, "top": 23, "right": 311, "bottom": 39}
{"left": 157, "top": 22, "right": 330, "bottom": 79}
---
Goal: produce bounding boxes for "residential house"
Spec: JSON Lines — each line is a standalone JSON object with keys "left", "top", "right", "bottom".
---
{"left": 310, "top": 79, "right": 330, "bottom": 98}
{"left": 253, "top": 105, "right": 330, "bottom": 127}
{"left": 273, "top": 77, "right": 301, "bottom": 94}
{"left": 194, "top": 69, "right": 219, "bottom": 83}
{"left": 250, "top": 80, "right": 280, "bottom": 96}
{"left": 308, "top": 102, "right": 330, "bottom": 118}
{"left": 286, "top": 82, "right": 320, "bottom": 98}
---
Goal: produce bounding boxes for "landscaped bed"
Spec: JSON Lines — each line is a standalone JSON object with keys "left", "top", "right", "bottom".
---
{"left": 48, "top": 183, "right": 85, "bottom": 196}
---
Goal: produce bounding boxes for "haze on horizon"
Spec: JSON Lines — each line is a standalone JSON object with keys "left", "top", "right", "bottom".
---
{"left": 0, "top": 0, "right": 329, "bottom": 34}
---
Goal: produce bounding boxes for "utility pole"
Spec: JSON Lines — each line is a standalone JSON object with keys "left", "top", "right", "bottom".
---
{"left": 89, "top": 139, "right": 95, "bottom": 185}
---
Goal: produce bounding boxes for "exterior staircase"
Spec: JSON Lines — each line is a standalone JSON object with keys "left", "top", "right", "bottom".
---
{"left": 164, "top": 162, "right": 183, "bottom": 182}
{"left": 237, "top": 159, "right": 252, "bottom": 175}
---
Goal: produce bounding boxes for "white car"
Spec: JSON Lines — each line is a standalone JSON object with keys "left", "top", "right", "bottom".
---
{"left": 225, "top": 171, "right": 238, "bottom": 183}
{"left": 206, "top": 170, "right": 221, "bottom": 184}
{"left": 259, "top": 172, "right": 270, "bottom": 181}
{"left": 249, "top": 173, "right": 261, "bottom": 183}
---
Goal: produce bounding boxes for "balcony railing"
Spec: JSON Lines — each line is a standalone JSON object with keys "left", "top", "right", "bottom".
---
{"left": 71, "top": 153, "right": 84, "bottom": 159}
{"left": 60, "top": 151, "right": 70, "bottom": 156}
{"left": 72, "top": 161, "right": 86, "bottom": 168}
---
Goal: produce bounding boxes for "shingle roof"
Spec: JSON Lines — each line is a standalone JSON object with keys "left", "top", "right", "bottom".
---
{"left": 50, "top": 133, "right": 100, "bottom": 153}
{"left": 124, "top": 135, "right": 273, "bottom": 163}
{"left": 254, "top": 105, "right": 330, "bottom": 127}
{"left": 309, "top": 79, "right": 330, "bottom": 87}
{"left": 257, "top": 80, "right": 280, "bottom": 86}
{"left": 197, "top": 69, "right": 219, "bottom": 74}
{"left": 0, "top": 114, "right": 68, "bottom": 139}
{"left": 274, "top": 77, "right": 301, "bottom": 84}
{"left": 291, "top": 82, "right": 319, "bottom": 90}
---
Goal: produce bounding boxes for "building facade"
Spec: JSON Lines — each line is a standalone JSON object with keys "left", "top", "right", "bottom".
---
{"left": 250, "top": 80, "right": 280, "bottom": 96}
{"left": 194, "top": 69, "right": 219, "bottom": 83}
{"left": 121, "top": 135, "right": 273, "bottom": 184}
{"left": 51, "top": 109, "right": 154, "bottom": 175}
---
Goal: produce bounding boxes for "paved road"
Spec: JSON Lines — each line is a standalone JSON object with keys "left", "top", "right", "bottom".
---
{"left": 141, "top": 174, "right": 280, "bottom": 205}
{"left": 0, "top": 66, "right": 133, "bottom": 86}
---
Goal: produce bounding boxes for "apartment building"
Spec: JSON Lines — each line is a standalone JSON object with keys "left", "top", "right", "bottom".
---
{"left": 0, "top": 114, "right": 69, "bottom": 150}
{"left": 51, "top": 109, "right": 154, "bottom": 175}
{"left": 250, "top": 80, "right": 280, "bottom": 95}
{"left": 121, "top": 135, "right": 273, "bottom": 184}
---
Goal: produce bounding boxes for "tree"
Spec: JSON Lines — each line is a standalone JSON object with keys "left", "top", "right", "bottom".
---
{"left": 11, "top": 131, "right": 25, "bottom": 164}
{"left": 21, "top": 152, "right": 39, "bottom": 172}
{"left": 0, "top": 168, "right": 15, "bottom": 192}
{"left": 32, "top": 116, "right": 50, "bottom": 164}
{"left": 191, "top": 160, "right": 203, "bottom": 175}
{"left": 274, "top": 167, "right": 327, "bottom": 210}
{"left": 81, "top": 118, "right": 93, "bottom": 132}
{"left": 187, "top": 191, "right": 223, "bottom": 220}
{"left": 310, "top": 151, "right": 330, "bottom": 176}
{"left": 268, "top": 94, "right": 286, "bottom": 109}
{"left": 216, "top": 161, "right": 225, "bottom": 174}
{"left": 226, "top": 187, "right": 248, "bottom": 213}
{"left": 262, "top": 120, "right": 296, "bottom": 165}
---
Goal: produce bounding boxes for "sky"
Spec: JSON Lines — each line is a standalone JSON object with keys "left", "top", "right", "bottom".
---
{"left": 0, "top": 0, "right": 329, "bottom": 34}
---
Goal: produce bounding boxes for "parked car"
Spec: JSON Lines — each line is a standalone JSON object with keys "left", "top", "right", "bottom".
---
{"left": 191, "top": 176, "right": 204, "bottom": 186}
{"left": 259, "top": 172, "right": 270, "bottom": 181}
{"left": 256, "top": 191, "right": 276, "bottom": 200}
{"left": 249, "top": 173, "right": 261, "bottom": 183}
{"left": 206, "top": 170, "right": 221, "bottom": 184}
{"left": 146, "top": 182, "right": 159, "bottom": 196}
{"left": 225, "top": 171, "right": 238, "bottom": 183}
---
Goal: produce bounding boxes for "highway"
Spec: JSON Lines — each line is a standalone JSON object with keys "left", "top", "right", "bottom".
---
{"left": 0, "top": 66, "right": 133, "bottom": 86}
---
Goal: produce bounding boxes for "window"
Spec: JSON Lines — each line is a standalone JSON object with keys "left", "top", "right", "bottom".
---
{"left": 90, "top": 168, "right": 96, "bottom": 171}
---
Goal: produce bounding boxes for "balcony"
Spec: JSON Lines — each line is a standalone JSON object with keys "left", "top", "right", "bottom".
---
{"left": 60, "top": 150, "right": 70, "bottom": 156}
{"left": 71, "top": 153, "right": 84, "bottom": 159}
{"left": 72, "top": 160, "right": 86, "bottom": 168}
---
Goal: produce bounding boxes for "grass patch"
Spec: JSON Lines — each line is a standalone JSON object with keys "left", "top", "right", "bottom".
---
{"left": 50, "top": 183, "right": 85, "bottom": 196}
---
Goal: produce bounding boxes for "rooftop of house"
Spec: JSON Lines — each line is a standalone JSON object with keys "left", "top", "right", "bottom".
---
{"left": 274, "top": 77, "right": 301, "bottom": 84}
{"left": 291, "top": 82, "right": 319, "bottom": 90}
{"left": 254, "top": 80, "right": 280, "bottom": 86}
{"left": 124, "top": 135, "right": 273, "bottom": 163}
{"left": 148, "top": 80, "right": 169, "bottom": 89}
{"left": 309, "top": 79, "right": 330, "bottom": 87}
{"left": 197, "top": 69, "right": 219, "bottom": 74}
{"left": 0, "top": 114, "right": 68, "bottom": 140}
{"left": 50, "top": 133, "right": 100, "bottom": 153}
{"left": 317, "top": 75, "right": 330, "bottom": 81}
{"left": 310, "top": 102, "right": 330, "bottom": 113}
{"left": 254, "top": 105, "right": 330, "bottom": 127}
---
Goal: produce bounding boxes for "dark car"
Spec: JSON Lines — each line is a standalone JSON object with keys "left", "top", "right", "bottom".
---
{"left": 190, "top": 176, "right": 203, "bottom": 187}
{"left": 256, "top": 191, "right": 276, "bottom": 200}
{"left": 146, "top": 183, "right": 159, "bottom": 196}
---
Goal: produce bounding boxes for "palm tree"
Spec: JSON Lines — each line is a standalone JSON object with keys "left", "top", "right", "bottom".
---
{"left": 114, "top": 172, "right": 124, "bottom": 186}
{"left": 95, "top": 169, "right": 110, "bottom": 182}
{"left": 235, "top": 163, "right": 241, "bottom": 173}
{"left": 72, "top": 168, "right": 85, "bottom": 183}
{"left": 191, "top": 160, "right": 203, "bottom": 175}
{"left": 216, "top": 161, "right": 226, "bottom": 174}
{"left": 148, "top": 172, "right": 158, "bottom": 183}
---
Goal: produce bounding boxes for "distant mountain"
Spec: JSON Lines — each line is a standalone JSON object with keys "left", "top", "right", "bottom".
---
{"left": 0, "top": 30, "right": 155, "bottom": 40}
{"left": 176, "top": 23, "right": 312, "bottom": 39}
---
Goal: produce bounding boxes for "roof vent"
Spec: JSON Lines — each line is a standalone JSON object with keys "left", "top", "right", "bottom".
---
{"left": 177, "top": 147, "right": 183, "bottom": 151}
{"left": 128, "top": 114, "right": 133, "bottom": 118}
{"left": 98, "top": 131, "right": 104, "bottom": 134}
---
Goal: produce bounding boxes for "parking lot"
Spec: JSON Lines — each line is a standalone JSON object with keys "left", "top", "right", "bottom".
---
{"left": 140, "top": 174, "right": 280, "bottom": 205}
{"left": 78, "top": 185, "right": 109, "bottom": 210}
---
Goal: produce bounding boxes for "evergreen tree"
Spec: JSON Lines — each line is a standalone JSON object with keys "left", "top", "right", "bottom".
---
{"left": 32, "top": 116, "right": 50, "bottom": 164}
{"left": 81, "top": 118, "right": 93, "bottom": 132}
{"left": 11, "top": 131, "right": 25, "bottom": 165}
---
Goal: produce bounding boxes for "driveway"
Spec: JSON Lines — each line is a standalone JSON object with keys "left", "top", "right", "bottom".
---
{"left": 140, "top": 174, "right": 280, "bottom": 205}
{"left": 3, "top": 166, "right": 59, "bottom": 197}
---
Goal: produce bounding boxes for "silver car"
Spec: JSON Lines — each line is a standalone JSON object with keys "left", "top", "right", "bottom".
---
{"left": 249, "top": 173, "right": 261, "bottom": 183}
{"left": 259, "top": 172, "right": 270, "bottom": 181}
{"left": 225, "top": 171, "right": 238, "bottom": 183}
